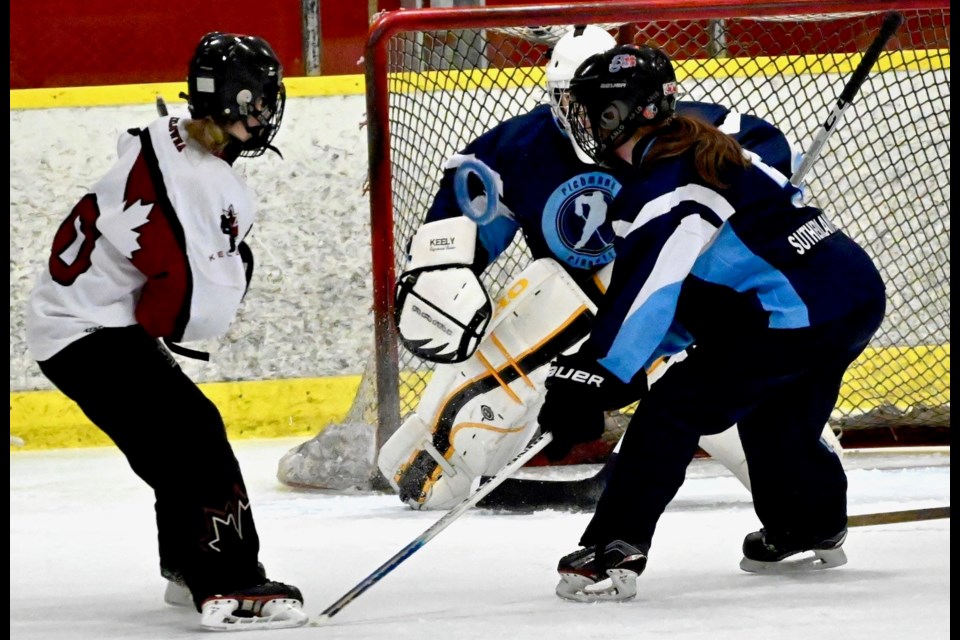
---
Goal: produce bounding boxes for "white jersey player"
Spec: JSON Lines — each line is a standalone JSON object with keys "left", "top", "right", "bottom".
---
{"left": 25, "top": 32, "right": 307, "bottom": 631}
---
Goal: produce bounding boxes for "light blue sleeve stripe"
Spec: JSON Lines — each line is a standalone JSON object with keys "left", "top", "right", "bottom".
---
{"left": 691, "top": 224, "right": 810, "bottom": 328}
{"left": 599, "top": 282, "right": 683, "bottom": 382}
{"left": 644, "top": 320, "right": 695, "bottom": 369}
{"left": 477, "top": 215, "right": 519, "bottom": 264}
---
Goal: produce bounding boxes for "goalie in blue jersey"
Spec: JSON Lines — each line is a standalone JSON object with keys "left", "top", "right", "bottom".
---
{"left": 379, "top": 26, "right": 841, "bottom": 512}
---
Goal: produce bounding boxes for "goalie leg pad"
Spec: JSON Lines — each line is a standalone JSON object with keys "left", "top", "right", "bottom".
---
{"left": 381, "top": 258, "right": 600, "bottom": 510}
{"left": 649, "top": 350, "right": 841, "bottom": 492}
{"left": 698, "top": 426, "right": 753, "bottom": 491}
{"left": 695, "top": 421, "right": 840, "bottom": 493}
{"left": 377, "top": 412, "right": 475, "bottom": 508}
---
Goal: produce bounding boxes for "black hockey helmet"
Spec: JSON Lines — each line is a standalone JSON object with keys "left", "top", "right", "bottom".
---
{"left": 186, "top": 32, "right": 286, "bottom": 157}
{"left": 567, "top": 45, "right": 678, "bottom": 163}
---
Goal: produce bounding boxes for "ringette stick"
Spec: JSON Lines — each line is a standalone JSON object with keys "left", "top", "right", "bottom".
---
{"left": 311, "top": 432, "right": 554, "bottom": 626}
{"left": 484, "top": 12, "right": 908, "bottom": 512}
{"left": 790, "top": 11, "right": 904, "bottom": 186}
{"left": 849, "top": 505, "right": 950, "bottom": 527}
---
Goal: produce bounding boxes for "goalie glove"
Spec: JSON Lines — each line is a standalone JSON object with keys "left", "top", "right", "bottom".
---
{"left": 395, "top": 266, "right": 492, "bottom": 363}
{"left": 539, "top": 351, "right": 648, "bottom": 461}
{"left": 395, "top": 217, "right": 492, "bottom": 363}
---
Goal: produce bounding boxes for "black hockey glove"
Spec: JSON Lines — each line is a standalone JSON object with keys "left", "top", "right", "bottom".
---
{"left": 538, "top": 352, "right": 647, "bottom": 461}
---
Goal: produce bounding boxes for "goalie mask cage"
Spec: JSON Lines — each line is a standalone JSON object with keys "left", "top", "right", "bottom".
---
{"left": 356, "top": 0, "right": 949, "bottom": 460}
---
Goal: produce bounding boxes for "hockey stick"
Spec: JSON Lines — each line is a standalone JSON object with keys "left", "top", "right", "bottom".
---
{"left": 311, "top": 432, "right": 553, "bottom": 625}
{"left": 790, "top": 11, "right": 903, "bottom": 186}
{"left": 155, "top": 95, "right": 168, "bottom": 117}
{"left": 481, "top": 14, "right": 906, "bottom": 512}
{"left": 849, "top": 506, "right": 950, "bottom": 527}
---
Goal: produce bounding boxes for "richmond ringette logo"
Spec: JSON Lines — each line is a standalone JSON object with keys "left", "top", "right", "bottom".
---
{"left": 541, "top": 172, "right": 620, "bottom": 270}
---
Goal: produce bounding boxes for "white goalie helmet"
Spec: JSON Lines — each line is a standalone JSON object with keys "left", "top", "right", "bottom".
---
{"left": 546, "top": 25, "right": 617, "bottom": 163}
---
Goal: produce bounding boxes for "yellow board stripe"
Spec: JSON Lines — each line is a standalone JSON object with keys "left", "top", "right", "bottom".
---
{"left": 10, "top": 376, "right": 360, "bottom": 450}
{"left": 10, "top": 75, "right": 366, "bottom": 110}
{"left": 11, "top": 49, "right": 948, "bottom": 110}
{"left": 10, "top": 344, "right": 948, "bottom": 451}
{"left": 836, "top": 344, "right": 950, "bottom": 413}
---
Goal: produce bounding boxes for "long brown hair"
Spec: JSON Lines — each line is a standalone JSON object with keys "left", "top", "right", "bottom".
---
{"left": 644, "top": 114, "right": 751, "bottom": 188}
{"left": 184, "top": 118, "right": 231, "bottom": 155}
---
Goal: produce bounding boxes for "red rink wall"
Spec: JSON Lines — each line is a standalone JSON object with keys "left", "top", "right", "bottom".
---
{"left": 9, "top": 0, "right": 402, "bottom": 89}
{"left": 10, "top": 1, "right": 948, "bottom": 89}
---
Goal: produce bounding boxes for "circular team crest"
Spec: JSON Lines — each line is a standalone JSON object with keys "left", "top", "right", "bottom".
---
{"left": 542, "top": 172, "right": 621, "bottom": 270}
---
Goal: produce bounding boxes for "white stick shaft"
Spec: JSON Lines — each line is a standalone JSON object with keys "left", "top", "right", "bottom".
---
{"left": 316, "top": 432, "right": 553, "bottom": 622}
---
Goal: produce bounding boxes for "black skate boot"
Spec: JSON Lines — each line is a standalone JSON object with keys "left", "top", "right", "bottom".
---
{"left": 556, "top": 540, "right": 649, "bottom": 602}
{"left": 200, "top": 580, "right": 308, "bottom": 630}
{"left": 740, "top": 527, "right": 848, "bottom": 573}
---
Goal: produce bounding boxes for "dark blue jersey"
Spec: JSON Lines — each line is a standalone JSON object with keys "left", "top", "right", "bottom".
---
{"left": 426, "top": 104, "right": 620, "bottom": 279}
{"left": 424, "top": 102, "right": 799, "bottom": 288}
{"left": 678, "top": 101, "right": 801, "bottom": 179}
{"left": 585, "top": 142, "right": 885, "bottom": 384}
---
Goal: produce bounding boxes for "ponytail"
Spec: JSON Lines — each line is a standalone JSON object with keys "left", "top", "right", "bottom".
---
{"left": 184, "top": 118, "right": 231, "bottom": 155}
{"left": 645, "top": 115, "right": 750, "bottom": 188}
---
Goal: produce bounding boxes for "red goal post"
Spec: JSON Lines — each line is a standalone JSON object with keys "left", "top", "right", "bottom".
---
{"left": 278, "top": 0, "right": 949, "bottom": 490}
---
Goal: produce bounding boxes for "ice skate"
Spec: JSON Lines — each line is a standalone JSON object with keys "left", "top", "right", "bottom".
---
{"left": 199, "top": 580, "right": 308, "bottom": 631}
{"left": 556, "top": 540, "right": 648, "bottom": 603}
{"left": 739, "top": 527, "right": 848, "bottom": 573}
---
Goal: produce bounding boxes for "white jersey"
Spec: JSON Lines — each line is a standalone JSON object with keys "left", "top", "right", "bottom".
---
{"left": 26, "top": 115, "right": 255, "bottom": 361}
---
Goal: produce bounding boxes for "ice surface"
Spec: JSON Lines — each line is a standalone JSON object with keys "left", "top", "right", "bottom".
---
{"left": 10, "top": 440, "right": 949, "bottom": 639}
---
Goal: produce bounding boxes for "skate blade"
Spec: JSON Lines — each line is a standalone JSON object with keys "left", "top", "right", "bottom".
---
{"left": 740, "top": 547, "right": 848, "bottom": 573}
{"left": 200, "top": 597, "right": 309, "bottom": 631}
{"left": 555, "top": 569, "right": 638, "bottom": 603}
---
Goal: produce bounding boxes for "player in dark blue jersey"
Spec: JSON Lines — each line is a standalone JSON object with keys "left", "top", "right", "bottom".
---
{"left": 380, "top": 27, "right": 834, "bottom": 514}
{"left": 424, "top": 95, "right": 801, "bottom": 287}
{"left": 540, "top": 45, "right": 885, "bottom": 601}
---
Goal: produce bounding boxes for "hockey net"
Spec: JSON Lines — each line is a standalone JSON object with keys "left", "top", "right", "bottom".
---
{"left": 278, "top": 1, "right": 950, "bottom": 490}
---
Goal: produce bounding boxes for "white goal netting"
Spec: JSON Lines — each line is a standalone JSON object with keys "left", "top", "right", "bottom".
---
{"left": 279, "top": 4, "right": 950, "bottom": 491}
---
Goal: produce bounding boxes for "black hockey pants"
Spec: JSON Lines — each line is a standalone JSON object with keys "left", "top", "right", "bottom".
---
{"left": 579, "top": 297, "right": 886, "bottom": 549}
{"left": 38, "top": 325, "right": 264, "bottom": 608}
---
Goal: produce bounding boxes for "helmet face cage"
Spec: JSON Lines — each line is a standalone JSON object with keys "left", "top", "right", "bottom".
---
{"left": 568, "top": 45, "right": 679, "bottom": 163}
{"left": 187, "top": 32, "right": 286, "bottom": 157}
{"left": 545, "top": 25, "right": 617, "bottom": 136}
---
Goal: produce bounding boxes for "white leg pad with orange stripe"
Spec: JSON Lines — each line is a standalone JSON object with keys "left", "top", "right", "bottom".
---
{"left": 377, "top": 258, "right": 599, "bottom": 510}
